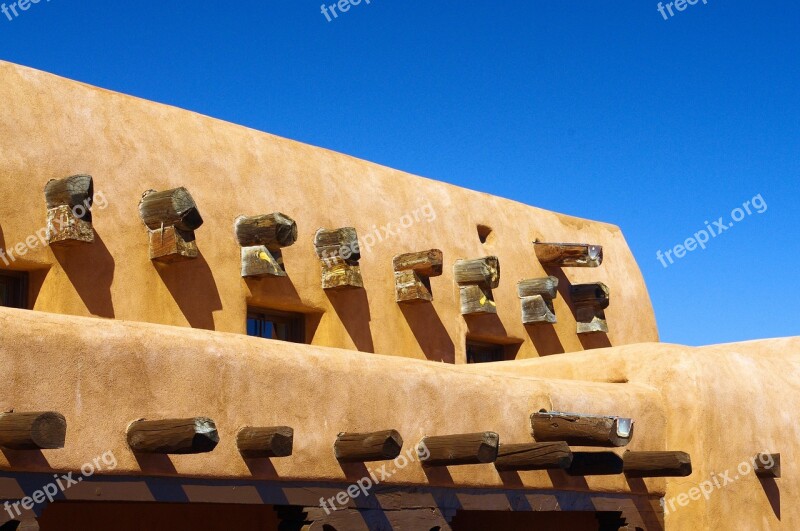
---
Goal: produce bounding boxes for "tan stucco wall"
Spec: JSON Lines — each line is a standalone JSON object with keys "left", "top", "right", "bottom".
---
{"left": 0, "top": 307, "right": 666, "bottom": 497}
{"left": 0, "top": 60, "right": 658, "bottom": 362}
{"left": 479, "top": 338, "right": 800, "bottom": 530}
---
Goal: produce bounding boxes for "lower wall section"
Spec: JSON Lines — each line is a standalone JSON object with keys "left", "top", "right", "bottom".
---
{"left": 0, "top": 472, "right": 664, "bottom": 530}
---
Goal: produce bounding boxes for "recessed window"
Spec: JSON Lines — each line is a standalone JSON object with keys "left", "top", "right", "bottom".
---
{"left": 466, "top": 340, "right": 505, "bottom": 364}
{"left": 0, "top": 271, "right": 28, "bottom": 309}
{"left": 247, "top": 309, "right": 305, "bottom": 343}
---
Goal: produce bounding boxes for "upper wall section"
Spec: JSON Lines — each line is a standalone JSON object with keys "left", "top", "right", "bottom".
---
{"left": 0, "top": 61, "right": 658, "bottom": 360}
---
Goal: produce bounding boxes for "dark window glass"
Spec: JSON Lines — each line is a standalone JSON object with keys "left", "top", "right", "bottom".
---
{"left": 246, "top": 309, "right": 304, "bottom": 343}
{"left": 0, "top": 272, "right": 27, "bottom": 309}
{"left": 466, "top": 341, "right": 505, "bottom": 364}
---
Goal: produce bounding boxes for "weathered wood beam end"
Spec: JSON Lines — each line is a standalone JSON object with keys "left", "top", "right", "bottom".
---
{"left": 148, "top": 226, "right": 199, "bottom": 263}
{"left": 453, "top": 257, "right": 500, "bottom": 289}
{"left": 534, "top": 242, "right": 603, "bottom": 268}
{"left": 495, "top": 441, "right": 572, "bottom": 471}
{"left": 126, "top": 417, "right": 219, "bottom": 454}
{"left": 623, "top": 451, "right": 692, "bottom": 478}
{"left": 236, "top": 426, "right": 294, "bottom": 458}
{"left": 518, "top": 276, "right": 559, "bottom": 324}
{"left": 393, "top": 249, "right": 444, "bottom": 277}
{"left": 571, "top": 283, "right": 610, "bottom": 334}
{"left": 314, "top": 228, "right": 363, "bottom": 290}
{"left": 0, "top": 411, "right": 67, "bottom": 450}
{"left": 139, "top": 188, "right": 203, "bottom": 232}
{"left": 418, "top": 432, "right": 499, "bottom": 466}
{"left": 139, "top": 188, "right": 203, "bottom": 263}
{"left": 46, "top": 205, "right": 95, "bottom": 246}
{"left": 44, "top": 175, "right": 95, "bottom": 245}
{"left": 566, "top": 451, "right": 624, "bottom": 476}
{"left": 460, "top": 284, "right": 497, "bottom": 315}
{"left": 755, "top": 453, "right": 781, "bottom": 478}
{"left": 531, "top": 410, "right": 633, "bottom": 447}
{"left": 335, "top": 430, "right": 403, "bottom": 463}
{"left": 394, "top": 270, "right": 433, "bottom": 303}
{"left": 235, "top": 213, "right": 298, "bottom": 250}
{"left": 240, "top": 246, "right": 287, "bottom": 278}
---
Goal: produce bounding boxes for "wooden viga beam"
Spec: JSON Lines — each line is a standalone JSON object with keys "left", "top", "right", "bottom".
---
{"left": 622, "top": 451, "right": 692, "bottom": 478}
{"left": 44, "top": 174, "right": 95, "bottom": 245}
{"left": 236, "top": 426, "right": 294, "bottom": 458}
{"left": 570, "top": 282, "right": 610, "bottom": 334}
{"left": 531, "top": 410, "right": 633, "bottom": 447}
{"left": 126, "top": 418, "right": 219, "bottom": 454}
{"left": 755, "top": 453, "right": 781, "bottom": 479}
{"left": 314, "top": 227, "right": 363, "bottom": 290}
{"left": 417, "top": 432, "right": 499, "bottom": 466}
{"left": 518, "top": 276, "right": 559, "bottom": 325}
{"left": 235, "top": 213, "right": 298, "bottom": 278}
{"left": 393, "top": 249, "right": 443, "bottom": 303}
{"left": 138, "top": 188, "right": 204, "bottom": 263}
{"left": 454, "top": 256, "right": 500, "bottom": 315}
{"left": 0, "top": 412, "right": 67, "bottom": 450}
{"left": 534, "top": 242, "right": 603, "bottom": 268}
{"left": 495, "top": 442, "right": 572, "bottom": 472}
{"left": 335, "top": 430, "right": 403, "bottom": 463}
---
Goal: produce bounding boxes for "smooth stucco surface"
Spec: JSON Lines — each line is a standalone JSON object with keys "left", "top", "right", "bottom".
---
{"left": 0, "top": 60, "right": 657, "bottom": 362}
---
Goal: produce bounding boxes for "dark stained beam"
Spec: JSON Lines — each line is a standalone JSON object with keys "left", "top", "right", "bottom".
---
{"left": 126, "top": 417, "right": 219, "bottom": 454}
{"left": 531, "top": 410, "right": 633, "bottom": 447}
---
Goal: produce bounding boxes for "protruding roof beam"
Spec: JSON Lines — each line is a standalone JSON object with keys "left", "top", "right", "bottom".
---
{"left": 531, "top": 410, "right": 633, "bottom": 447}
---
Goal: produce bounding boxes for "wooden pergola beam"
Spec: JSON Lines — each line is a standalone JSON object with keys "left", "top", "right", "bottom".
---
{"left": 531, "top": 410, "right": 633, "bottom": 447}
{"left": 0, "top": 412, "right": 67, "bottom": 450}
{"left": 495, "top": 441, "right": 572, "bottom": 471}
{"left": 623, "top": 451, "right": 692, "bottom": 478}
{"left": 236, "top": 426, "right": 294, "bottom": 458}
{"left": 126, "top": 417, "right": 219, "bottom": 454}
{"left": 534, "top": 242, "right": 603, "bottom": 268}
{"left": 418, "top": 432, "right": 499, "bottom": 466}
{"left": 335, "top": 430, "right": 403, "bottom": 463}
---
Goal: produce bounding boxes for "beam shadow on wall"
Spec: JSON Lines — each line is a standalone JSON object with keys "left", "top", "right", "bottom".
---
{"left": 400, "top": 303, "right": 455, "bottom": 363}
{"left": 52, "top": 231, "right": 115, "bottom": 318}
{"left": 325, "top": 289, "right": 374, "bottom": 353}
{"left": 154, "top": 251, "right": 222, "bottom": 330}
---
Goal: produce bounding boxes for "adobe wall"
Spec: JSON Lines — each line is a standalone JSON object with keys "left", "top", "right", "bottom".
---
{"left": 0, "top": 61, "right": 658, "bottom": 362}
{"left": 480, "top": 338, "right": 800, "bottom": 530}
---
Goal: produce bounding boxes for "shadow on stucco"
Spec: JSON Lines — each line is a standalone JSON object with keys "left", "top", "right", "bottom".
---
{"left": 525, "top": 324, "right": 565, "bottom": 356}
{"left": 400, "top": 303, "right": 455, "bottom": 363}
{"left": 759, "top": 477, "right": 781, "bottom": 520}
{"left": 325, "top": 288, "right": 374, "bottom": 353}
{"left": 154, "top": 252, "right": 222, "bottom": 330}
{"left": 52, "top": 232, "right": 115, "bottom": 318}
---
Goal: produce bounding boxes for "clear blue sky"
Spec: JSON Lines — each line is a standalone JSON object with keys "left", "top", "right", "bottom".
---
{"left": 1, "top": 1, "right": 796, "bottom": 346}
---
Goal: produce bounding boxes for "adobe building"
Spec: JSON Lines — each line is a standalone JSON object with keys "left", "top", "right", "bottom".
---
{"left": 0, "top": 60, "right": 793, "bottom": 530}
